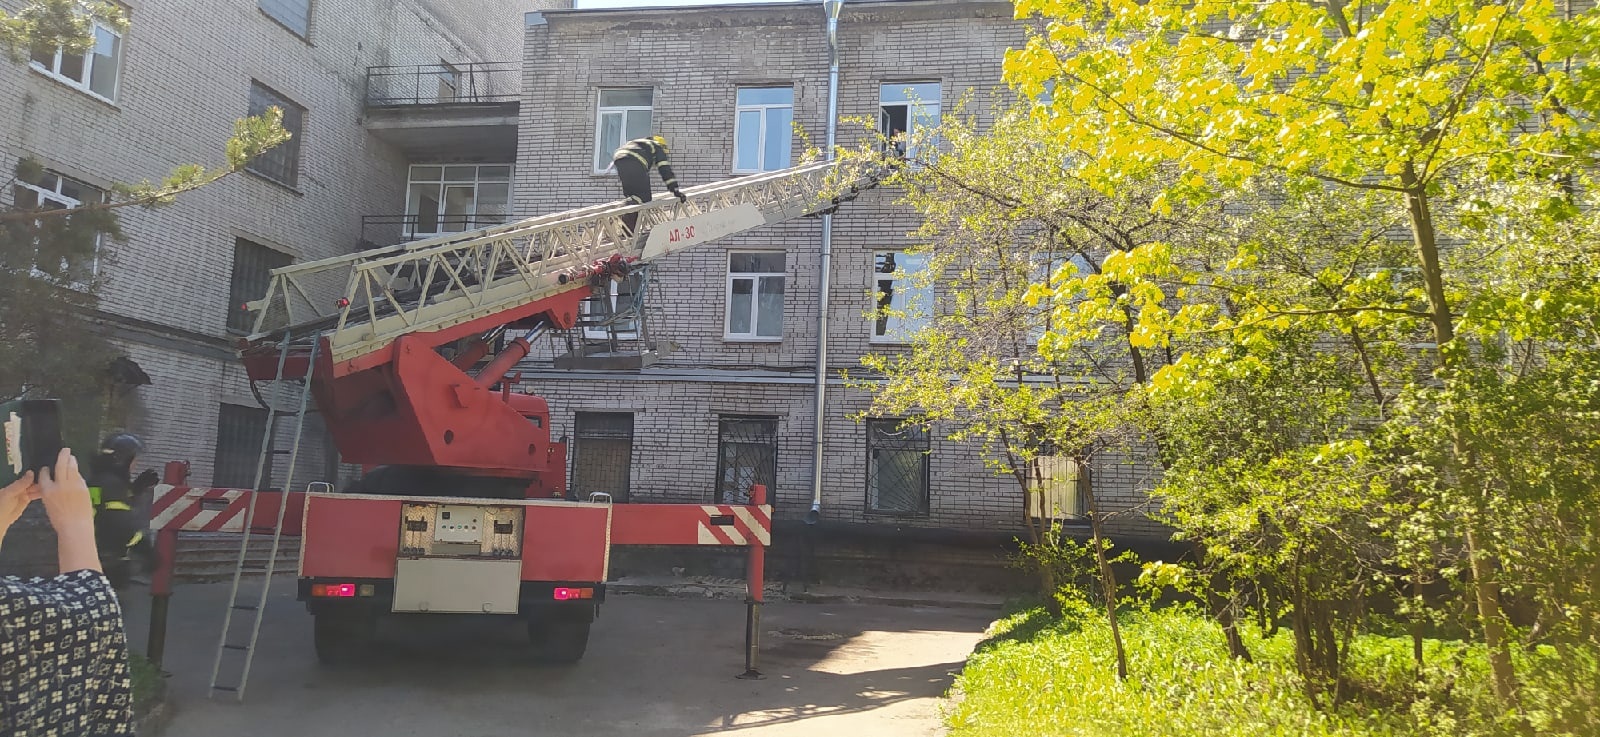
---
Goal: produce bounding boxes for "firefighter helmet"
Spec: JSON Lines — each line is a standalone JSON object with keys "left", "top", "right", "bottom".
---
{"left": 99, "top": 433, "right": 143, "bottom": 468}
{"left": 650, "top": 134, "right": 668, "bottom": 147}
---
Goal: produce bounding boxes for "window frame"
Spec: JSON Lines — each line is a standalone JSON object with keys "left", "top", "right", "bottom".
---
{"left": 870, "top": 250, "right": 933, "bottom": 344}
{"left": 878, "top": 81, "right": 942, "bottom": 163}
{"left": 245, "top": 81, "right": 306, "bottom": 188}
{"left": 258, "top": 0, "right": 312, "bottom": 39}
{"left": 732, "top": 86, "right": 794, "bottom": 174}
{"left": 214, "top": 403, "right": 273, "bottom": 490}
{"left": 227, "top": 237, "right": 293, "bottom": 334}
{"left": 865, "top": 418, "right": 931, "bottom": 516}
{"left": 1025, "top": 456, "right": 1086, "bottom": 522}
{"left": 724, "top": 250, "right": 786, "bottom": 342}
{"left": 402, "top": 163, "right": 513, "bottom": 239}
{"left": 715, "top": 415, "right": 779, "bottom": 504}
{"left": 593, "top": 88, "right": 654, "bottom": 174}
{"left": 11, "top": 170, "right": 106, "bottom": 282}
{"left": 581, "top": 271, "right": 643, "bottom": 340}
{"left": 28, "top": 17, "right": 124, "bottom": 103}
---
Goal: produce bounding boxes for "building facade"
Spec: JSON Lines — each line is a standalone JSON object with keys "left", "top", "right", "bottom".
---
{"left": 514, "top": 0, "right": 1167, "bottom": 562}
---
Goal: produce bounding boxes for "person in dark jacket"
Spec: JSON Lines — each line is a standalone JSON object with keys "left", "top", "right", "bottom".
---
{"left": 87, "top": 433, "right": 158, "bottom": 589}
{"left": 613, "top": 134, "right": 686, "bottom": 235}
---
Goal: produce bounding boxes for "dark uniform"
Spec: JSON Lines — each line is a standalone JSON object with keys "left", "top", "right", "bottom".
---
{"left": 613, "top": 135, "right": 686, "bottom": 234}
{"left": 88, "top": 434, "right": 157, "bottom": 589}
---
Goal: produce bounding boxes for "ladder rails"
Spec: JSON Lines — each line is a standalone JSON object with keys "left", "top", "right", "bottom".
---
{"left": 242, "top": 160, "right": 878, "bottom": 373}
{"left": 208, "top": 332, "right": 322, "bottom": 701}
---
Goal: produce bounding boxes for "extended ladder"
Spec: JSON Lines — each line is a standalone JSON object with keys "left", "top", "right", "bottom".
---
{"left": 243, "top": 160, "right": 879, "bottom": 371}
{"left": 208, "top": 332, "right": 322, "bottom": 701}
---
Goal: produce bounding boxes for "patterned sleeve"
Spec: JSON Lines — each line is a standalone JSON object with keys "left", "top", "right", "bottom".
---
{"left": 0, "top": 569, "right": 135, "bottom": 736}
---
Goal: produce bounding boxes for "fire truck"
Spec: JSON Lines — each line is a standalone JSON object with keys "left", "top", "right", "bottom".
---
{"left": 142, "top": 160, "right": 877, "bottom": 700}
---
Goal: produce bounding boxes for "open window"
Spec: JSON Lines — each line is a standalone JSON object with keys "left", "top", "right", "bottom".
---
{"left": 879, "top": 82, "right": 941, "bottom": 162}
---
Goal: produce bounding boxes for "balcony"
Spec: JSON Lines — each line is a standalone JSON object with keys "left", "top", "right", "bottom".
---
{"left": 362, "top": 62, "right": 520, "bottom": 160}
{"left": 358, "top": 214, "right": 510, "bottom": 250}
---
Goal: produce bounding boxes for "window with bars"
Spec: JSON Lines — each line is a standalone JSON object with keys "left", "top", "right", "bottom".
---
{"left": 214, "top": 404, "right": 272, "bottom": 490}
{"left": 228, "top": 238, "right": 292, "bottom": 333}
{"left": 246, "top": 81, "right": 305, "bottom": 187}
{"left": 715, "top": 416, "right": 777, "bottom": 504}
{"left": 571, "top": 412, "right": 634, "bottom": 503}
{"left": 29, "top": 17, "right": 123, "bottom": 101}
{"left": 259, "top": 0, "right": 311, "bottom": 37}
{"left": 866, "top": 418, "right": 930, "bottom": 515}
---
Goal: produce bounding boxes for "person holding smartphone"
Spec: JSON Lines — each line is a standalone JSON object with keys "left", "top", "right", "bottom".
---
{"left": 0, "top": 449, "right": 136, "bottom": 736}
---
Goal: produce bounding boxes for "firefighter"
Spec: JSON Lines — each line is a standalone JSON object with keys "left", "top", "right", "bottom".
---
{"left": 613, "top": 134, "right": 686, "bottom": 235}
{"left": 87, "top": 433, "right": 159, "bottom": 588}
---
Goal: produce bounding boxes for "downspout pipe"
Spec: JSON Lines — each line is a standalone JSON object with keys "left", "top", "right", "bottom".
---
{"left": 808, "top": 0, "right": 843, "bottom": 526}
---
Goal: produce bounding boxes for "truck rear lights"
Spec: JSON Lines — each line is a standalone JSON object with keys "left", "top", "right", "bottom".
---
{"left": 552, "top": 587, "right": 594, "bottom": 600}
{"left": 312, "top": 583, "right": 357, "bottom": 598}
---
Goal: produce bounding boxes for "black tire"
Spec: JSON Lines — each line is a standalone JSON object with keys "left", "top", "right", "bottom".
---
{"left": 527, "top": 607, "right": 593, "bottom": 664}
{"left": 313, "top": 609, "right": 375, "bottom": 665}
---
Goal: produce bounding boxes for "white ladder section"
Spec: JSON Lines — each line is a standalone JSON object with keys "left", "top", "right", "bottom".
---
{"left": 244, "top": 160, "right": 878, "bottom": 369}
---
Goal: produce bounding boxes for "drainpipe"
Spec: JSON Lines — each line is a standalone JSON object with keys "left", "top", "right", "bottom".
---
{"left": 807, "top": 0, "right": 843, "bottom": 526}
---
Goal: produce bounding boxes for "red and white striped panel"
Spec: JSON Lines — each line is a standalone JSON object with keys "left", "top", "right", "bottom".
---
{"left": 695, "top": 504, "right": 772, "bottom": 546}
{"left": 149, "top": 485, "right": 251, "bottom": 533}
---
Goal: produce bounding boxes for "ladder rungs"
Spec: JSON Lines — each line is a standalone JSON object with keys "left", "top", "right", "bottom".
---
{"left": 223, "top": 644, "right": 249, "bottom": 651}
{"left": 231, "top": 604, "right": 259, "bottom": 611}
{"left": 212, "top": 685, "right": 239, "bottom": 693}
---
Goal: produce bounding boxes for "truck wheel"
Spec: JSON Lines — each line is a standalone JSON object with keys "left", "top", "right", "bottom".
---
{"left": 528, "top": 607, "right": 592, "bottom": 664}
{"left": 314, "top": 610, "right": 374, "bottom": 665}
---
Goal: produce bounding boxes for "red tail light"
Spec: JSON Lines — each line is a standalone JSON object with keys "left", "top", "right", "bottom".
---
{"left": 552, "top": 587, "right": 594, "bottom": 600}
{"left": 312, "top": 583, "right": 357, "bottom": 597}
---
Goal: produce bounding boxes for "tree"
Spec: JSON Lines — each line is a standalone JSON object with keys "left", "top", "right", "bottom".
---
{"left": 1010, "top": 0, "right": 1600, "bottom": 707}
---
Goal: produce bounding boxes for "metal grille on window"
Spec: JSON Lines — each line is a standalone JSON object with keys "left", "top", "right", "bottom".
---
{"left": 214, "top": 404, "right": 272, "bottom": 490}
{"left": 571, "top": 412, "right": 634, "bottom": 503}
{"left": 867, "top": 419, "right": 930, "bottom": 514}
{"left": 247, "top": 82, "right": 305, "bottom": 186}
{"left": 715, "top": 417, "right": 777, "bottom": 504}
{"left": 228, "top": 238, "right": 293, "bottom": 333}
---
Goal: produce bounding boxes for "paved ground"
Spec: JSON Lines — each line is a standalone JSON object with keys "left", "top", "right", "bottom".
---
{"left": 121, "top": 579, "right": 994, "bottom": 737}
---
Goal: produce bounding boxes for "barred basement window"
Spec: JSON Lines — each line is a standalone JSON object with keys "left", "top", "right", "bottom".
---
{"left": 228, "top": 238, "right": 292, "bottom": 333}
{"left": 571, "top": 412, "right": 635, "bottom": 503}
{"left": 866, "top": 418, "right": 930, "bottom": 515}
{"left": 716, "top": 416, "right": 777, "bottom": 504}
{"left": 214, "top": 404, "right": 272, "bottom": 490}
{"left": 246, "top": 81, "right": 305, "bottom": 187}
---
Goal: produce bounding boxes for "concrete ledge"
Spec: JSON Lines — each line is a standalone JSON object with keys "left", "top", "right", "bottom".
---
{"left": 606, "top": 576, "right": 1004, "bottom": 611}
{"left": 134, "top": 676, "right": 174, "bottom": 737}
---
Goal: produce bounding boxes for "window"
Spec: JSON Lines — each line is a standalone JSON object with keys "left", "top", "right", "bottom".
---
{"left": 8, "top": 170, "right": 105, "bottom": 280}
{"left": 404, "top": 164, "right": 512, "bottom": 238}
{"left": 435, "top": 61, "right": 460, "bottom": 103}
{"left": 866, "top": 419, "right": 930, "bottom": 515}
{"left": 716, "top": 417, "right": 777, "bottom": 504}
{"left": 1026, "top": 456, "right": 1086, "bottom": 521}
{"left": 733, "top": 87, "right": 793, "bottom": 173}
{"left": 246, "top": 82, "right": 305, "bottom": 187}
{"left": 29, "top": 18, "right": 122, "bottom": 101}
{"left": 593, "top": 88, "right": 653, "bottom": 173}
{"left": 572, "top": 412, "right": 634, "bottom": 503}
{"left": 259, "top": 0, "right": 310, "bottom": 37}
{"left": 581, "top": 271, "right": 643, "bottom": 340}
{"left": 1028, "top": 252, "right": 1092, "bottom": 345}
{"left": 725, "top": 251, "right": 785, "bottom": 340}
{"left": 214, "top": 404, "right": 272, "bottom": 490}
{"left": 879, "top": 82, "right": 941, "bottom": 161}
{"left": 872, "top": 251, "right": 932, "bottom": 343}
{"left": 228, "top": 238, "right": 292, "bottom": 333}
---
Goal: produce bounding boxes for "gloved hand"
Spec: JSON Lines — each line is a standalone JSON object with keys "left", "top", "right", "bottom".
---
{"left": 672, "top": 188, "right": 687, "bottom": 203}
{"left": 133, "top": 469, "right": 160, "bottom": 492}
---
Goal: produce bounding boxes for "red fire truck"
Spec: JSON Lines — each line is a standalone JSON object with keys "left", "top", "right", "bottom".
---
{"left": 143, "top": 161, "right": 876, "bottom": 699}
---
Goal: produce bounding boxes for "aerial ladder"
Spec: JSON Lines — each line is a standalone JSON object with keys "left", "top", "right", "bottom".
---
{"left": 176, "top": 160, "right": 879, "bottom": 700}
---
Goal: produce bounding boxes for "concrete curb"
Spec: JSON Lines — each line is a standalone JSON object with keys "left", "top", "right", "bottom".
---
{"left": 134, "top": 678, "right": 174, "bottom": 737}
{"left": 607, "top": 581, "right": 1003, "bottom": 611}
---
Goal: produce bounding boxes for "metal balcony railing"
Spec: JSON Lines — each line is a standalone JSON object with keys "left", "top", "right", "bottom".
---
{"left": 358, "top": 214, "right": 512, "bottom": 250}
{"left": 364, "top": 62, "right": 519, "bottom": 107}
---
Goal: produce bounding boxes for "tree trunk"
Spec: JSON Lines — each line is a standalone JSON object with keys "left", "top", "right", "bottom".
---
{"left": 1208, "top": 585, "right": 1254, "bottom": 662}
{"left": 1399, "top": 172, "right": 1517, "bottom": 703}
{"left": 1082, "top": 462, "right": 1129, "bottom": 680}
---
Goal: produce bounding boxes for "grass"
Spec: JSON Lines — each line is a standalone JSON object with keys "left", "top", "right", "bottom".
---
{"left": 946, "top": 604, "right": 1595, "bottom": 737}
{"left": 129, "top": 652, "right": 164, "bottom": 717}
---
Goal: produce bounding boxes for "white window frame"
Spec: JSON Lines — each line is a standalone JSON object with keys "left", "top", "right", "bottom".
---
{"left": 879, "top": 82, "right": 942, "bottom": 164}
{"left": 725, "top": 251, "right": 786, "bottom": 341}
{"left": 581, "top": 273, "right": 642, "bottom": 340}
{"left": 1028, "top": 252, "right": 1092, "bottom": 346}
{"left": 29, "top": 18, "right": 123, "bottom": 103}
{"left": 593, "top": 88, "right": 654, "bottom": 174}
{"left": 403, "top": 163, "right": 513, "bottom": 239}
{"left": 1026, "top": 456, "right": 1085, "bottom": 521}
{"left": 871, "top": 250, "right": 933, "bottom": 344}
{"left": 13, "top": 172, "right": 104, "bottom": 281}
{"left": 732, "top": 86, "right": 794, "bottom": 174}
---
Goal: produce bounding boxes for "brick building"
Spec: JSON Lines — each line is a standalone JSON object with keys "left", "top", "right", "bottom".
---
{"left": 512, "top": 0, "right": 1167, "bottom": 585}
{"left": 0, "top": 0, "right": 554, "bottom": 574}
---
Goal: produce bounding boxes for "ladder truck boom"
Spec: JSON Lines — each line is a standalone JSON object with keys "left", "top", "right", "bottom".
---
{"left": 236, "top": 160, "right": 878, "bottom": 490}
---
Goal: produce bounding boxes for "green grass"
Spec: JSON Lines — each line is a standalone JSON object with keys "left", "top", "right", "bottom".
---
{"left": 946, "top": 605, "right": 1595, "bottom": 737}
{"left": 129, "top": 652, "right": 164, "bottom": 717}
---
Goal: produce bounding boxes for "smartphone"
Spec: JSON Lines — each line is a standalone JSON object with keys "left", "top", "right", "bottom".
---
{"left": 1, "top": 399, "right": 65, "bottom": 486}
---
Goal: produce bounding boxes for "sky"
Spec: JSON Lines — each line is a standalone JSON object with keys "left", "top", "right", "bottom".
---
{"left": 573, "top": 0, "right": 799, "bottom": 8}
